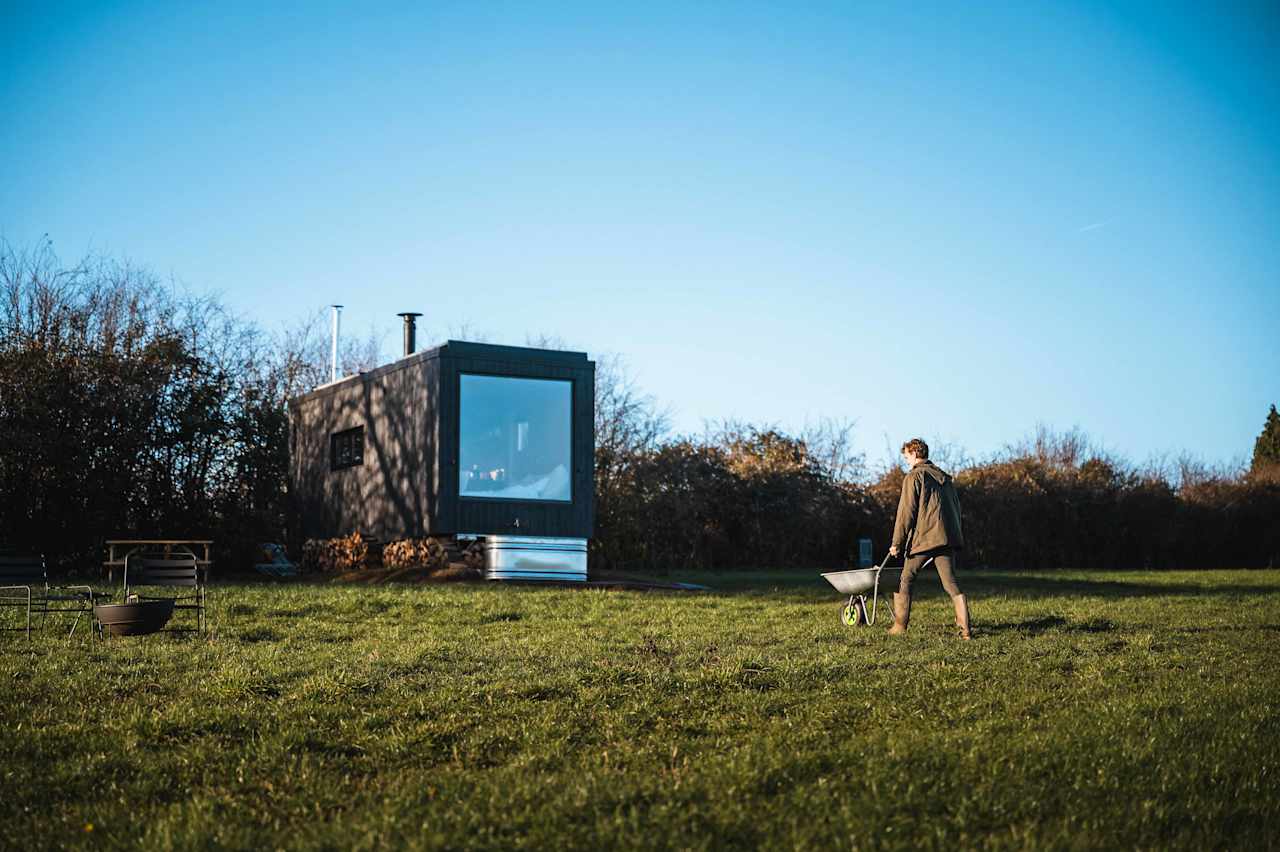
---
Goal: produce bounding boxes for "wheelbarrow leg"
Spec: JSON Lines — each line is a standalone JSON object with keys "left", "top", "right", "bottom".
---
{"left": 866, "top": 572, "right": 882, "bottom": 626}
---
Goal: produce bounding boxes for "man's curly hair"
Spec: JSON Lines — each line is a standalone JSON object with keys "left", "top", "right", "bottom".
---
{"left": 901, "top": 438, "right": 929, "bottom": 460}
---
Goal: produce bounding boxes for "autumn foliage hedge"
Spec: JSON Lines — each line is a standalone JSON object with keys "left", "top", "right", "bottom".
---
{"left": 592, "top": 427, "right": 1280, "bottom": 572}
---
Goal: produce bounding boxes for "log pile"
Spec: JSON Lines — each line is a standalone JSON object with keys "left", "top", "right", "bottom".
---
{"left": 464, "top": 540, "right": 484, "bottom": 572}
{"left": 445, "top": 539, "right": 486, "bottom": 573}
{"left": 382, "top": 537, "right": 449, "bottom": 572}
{"left": 301, "top": 532, "right": 380, "bottom": 573}
{"left": 300, "top": 534, "right": 485, "bottom": 581}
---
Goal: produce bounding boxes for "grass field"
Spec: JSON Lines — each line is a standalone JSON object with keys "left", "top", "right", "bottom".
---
{"left": 3, "top": 569, "right": 1278, "bottom": 850}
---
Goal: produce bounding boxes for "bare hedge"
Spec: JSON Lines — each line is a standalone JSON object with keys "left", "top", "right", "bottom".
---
{"left": 3, "top": 240, "right": 1275, "bottom": 574}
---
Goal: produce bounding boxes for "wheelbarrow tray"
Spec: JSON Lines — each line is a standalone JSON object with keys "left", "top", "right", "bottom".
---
{"left": 821, "top": 567, "right": 898, "bottom": 595}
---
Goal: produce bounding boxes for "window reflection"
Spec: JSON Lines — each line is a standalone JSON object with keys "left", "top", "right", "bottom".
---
{"left": 459, "top": 375, "right": 572, "bottom": 502}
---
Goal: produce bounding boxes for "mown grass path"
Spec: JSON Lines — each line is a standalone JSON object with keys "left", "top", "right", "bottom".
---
{"left": 3, "top": 570, "right": 1278, "bottom": 850}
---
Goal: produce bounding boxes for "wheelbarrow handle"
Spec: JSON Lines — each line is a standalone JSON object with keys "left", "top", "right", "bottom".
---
{"left": 878, "top": 552, "right": 934, "bottom": 572}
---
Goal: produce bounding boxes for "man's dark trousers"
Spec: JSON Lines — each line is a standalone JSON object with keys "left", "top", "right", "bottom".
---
{"left": 898, "top": 546, "right": 962, "bottom": 599}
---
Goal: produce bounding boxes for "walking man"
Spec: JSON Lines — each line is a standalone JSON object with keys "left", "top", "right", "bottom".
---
{"left": 888, "top": 438, "right": 972, "bottom": 639}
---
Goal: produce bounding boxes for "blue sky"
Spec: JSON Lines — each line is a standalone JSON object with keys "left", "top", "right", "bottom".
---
{"left": 3, "top": 1, "right": 1277, "bottom": 468}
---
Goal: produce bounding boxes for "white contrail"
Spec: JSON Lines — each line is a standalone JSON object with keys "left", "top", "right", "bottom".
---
{"left": 1077, "top": 221, "right": 1109, "bottom": 233}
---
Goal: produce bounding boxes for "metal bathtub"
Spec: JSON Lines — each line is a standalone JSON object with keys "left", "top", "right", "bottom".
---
{"left": 482, "top": 535, "right": 588, "bottom": 582}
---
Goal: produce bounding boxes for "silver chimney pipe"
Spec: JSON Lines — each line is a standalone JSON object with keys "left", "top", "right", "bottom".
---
{"left": 397, "top": 312, "right": 423, "bottom": 357}
{"left": 330, "top": 305, "right": 343, "bottom": 382}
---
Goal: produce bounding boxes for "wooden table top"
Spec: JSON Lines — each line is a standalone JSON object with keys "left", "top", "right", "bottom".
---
{"left": 105, "top": 540, "right": 214, "bottom": 545}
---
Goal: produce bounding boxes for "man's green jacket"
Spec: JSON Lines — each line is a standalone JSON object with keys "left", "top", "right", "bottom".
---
{"left": 892, "top": 461, "right": 965, "bottom": 556}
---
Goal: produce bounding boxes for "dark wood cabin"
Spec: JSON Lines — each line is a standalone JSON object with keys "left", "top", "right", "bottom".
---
{"left": 289, "top": 340, "right": 595, "bottom": 547}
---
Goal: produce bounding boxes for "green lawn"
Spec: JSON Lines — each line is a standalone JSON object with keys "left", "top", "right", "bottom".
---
{"left": 3, "top": 570, "right": 1278, "bottom": 850}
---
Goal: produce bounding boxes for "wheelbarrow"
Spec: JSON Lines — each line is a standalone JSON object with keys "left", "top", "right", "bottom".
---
{"left": 821, "top": 553, "right": 933, "bottom": 626}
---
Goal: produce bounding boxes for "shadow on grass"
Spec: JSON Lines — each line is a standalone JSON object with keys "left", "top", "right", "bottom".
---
{"left": 212, "top": 569, "right": 1280, "bottom": 604}
{"left": 667, "top": 570, "right": 1280, "bottom": 601}
{"left": 962, "top": 574, "right": 1280, "bottom": 601}
{"left": 981, "top": 615, "right": 1118, "bottom": 635}
{"left": 1172, "top": 624, "right": 1280, "bottom": 634}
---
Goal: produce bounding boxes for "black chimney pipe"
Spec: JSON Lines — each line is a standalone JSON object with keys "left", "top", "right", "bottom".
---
{"left": 397, "top": 312, "right": 423, "bottom": 357}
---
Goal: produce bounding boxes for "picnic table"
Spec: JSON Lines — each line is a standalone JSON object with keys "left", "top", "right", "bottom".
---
{"left": 103, "top": 540, "right": 213, "bottom": 584}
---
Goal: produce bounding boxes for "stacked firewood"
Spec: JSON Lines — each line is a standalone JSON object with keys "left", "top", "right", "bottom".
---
{"left": 459, "top": 540, "right": 485, "bottom": 572}
{"left": 301, "top": 534, "right": 485, "bottom": 578}
{"left": 382, "top": 537, "right": 449, "bottom": 572}
{"left": 301, "top": 532, "right": 378, "bottom": 573}
{"left": 435, "top": 539, "right": 483, "bottom": 580}
{"left": 438, "top": 539, "right": 486, "bottom": 574}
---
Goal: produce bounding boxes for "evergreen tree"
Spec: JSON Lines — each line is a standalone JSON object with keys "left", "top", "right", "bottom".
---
{"left": 1253, "top": 404, "right": 1280, "bottom": 472}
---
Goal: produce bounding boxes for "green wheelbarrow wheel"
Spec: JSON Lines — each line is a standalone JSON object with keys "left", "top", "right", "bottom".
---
{"left": 839, "top": 597, "right": 866, "bottom": 627}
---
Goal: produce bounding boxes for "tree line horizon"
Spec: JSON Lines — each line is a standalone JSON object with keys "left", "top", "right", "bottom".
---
{"left": 3, "top": 240, "right": 1277, "bottom": 573}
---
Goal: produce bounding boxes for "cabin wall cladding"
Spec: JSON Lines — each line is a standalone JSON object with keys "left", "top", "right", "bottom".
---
{"left": 289, "top": 341, "right": 594, "bottom": 548}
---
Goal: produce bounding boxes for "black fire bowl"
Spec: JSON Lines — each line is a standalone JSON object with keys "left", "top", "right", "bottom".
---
{"left": 93, "top": 599, "right": 175, "bottom": 637}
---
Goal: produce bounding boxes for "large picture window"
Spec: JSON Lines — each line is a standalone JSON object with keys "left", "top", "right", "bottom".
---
{"left": 459, "top": 375, "right": 572, "bottom": 502}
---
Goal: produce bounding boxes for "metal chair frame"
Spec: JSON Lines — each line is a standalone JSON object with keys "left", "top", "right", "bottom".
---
{"left": 122, "top": 550, "right": 206, "bottom": 633}
{"left": 0, "top": 553, "right": 96, "bottom": 639}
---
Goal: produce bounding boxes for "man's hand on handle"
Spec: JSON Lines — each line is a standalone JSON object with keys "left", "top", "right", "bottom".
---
{"left": 889, "top": 544, "right": 900, "bottom": 558}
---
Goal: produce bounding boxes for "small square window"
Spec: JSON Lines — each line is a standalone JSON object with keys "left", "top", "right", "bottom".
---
{"left": 330, "top": 426, "right": 364, "bottom": 471}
